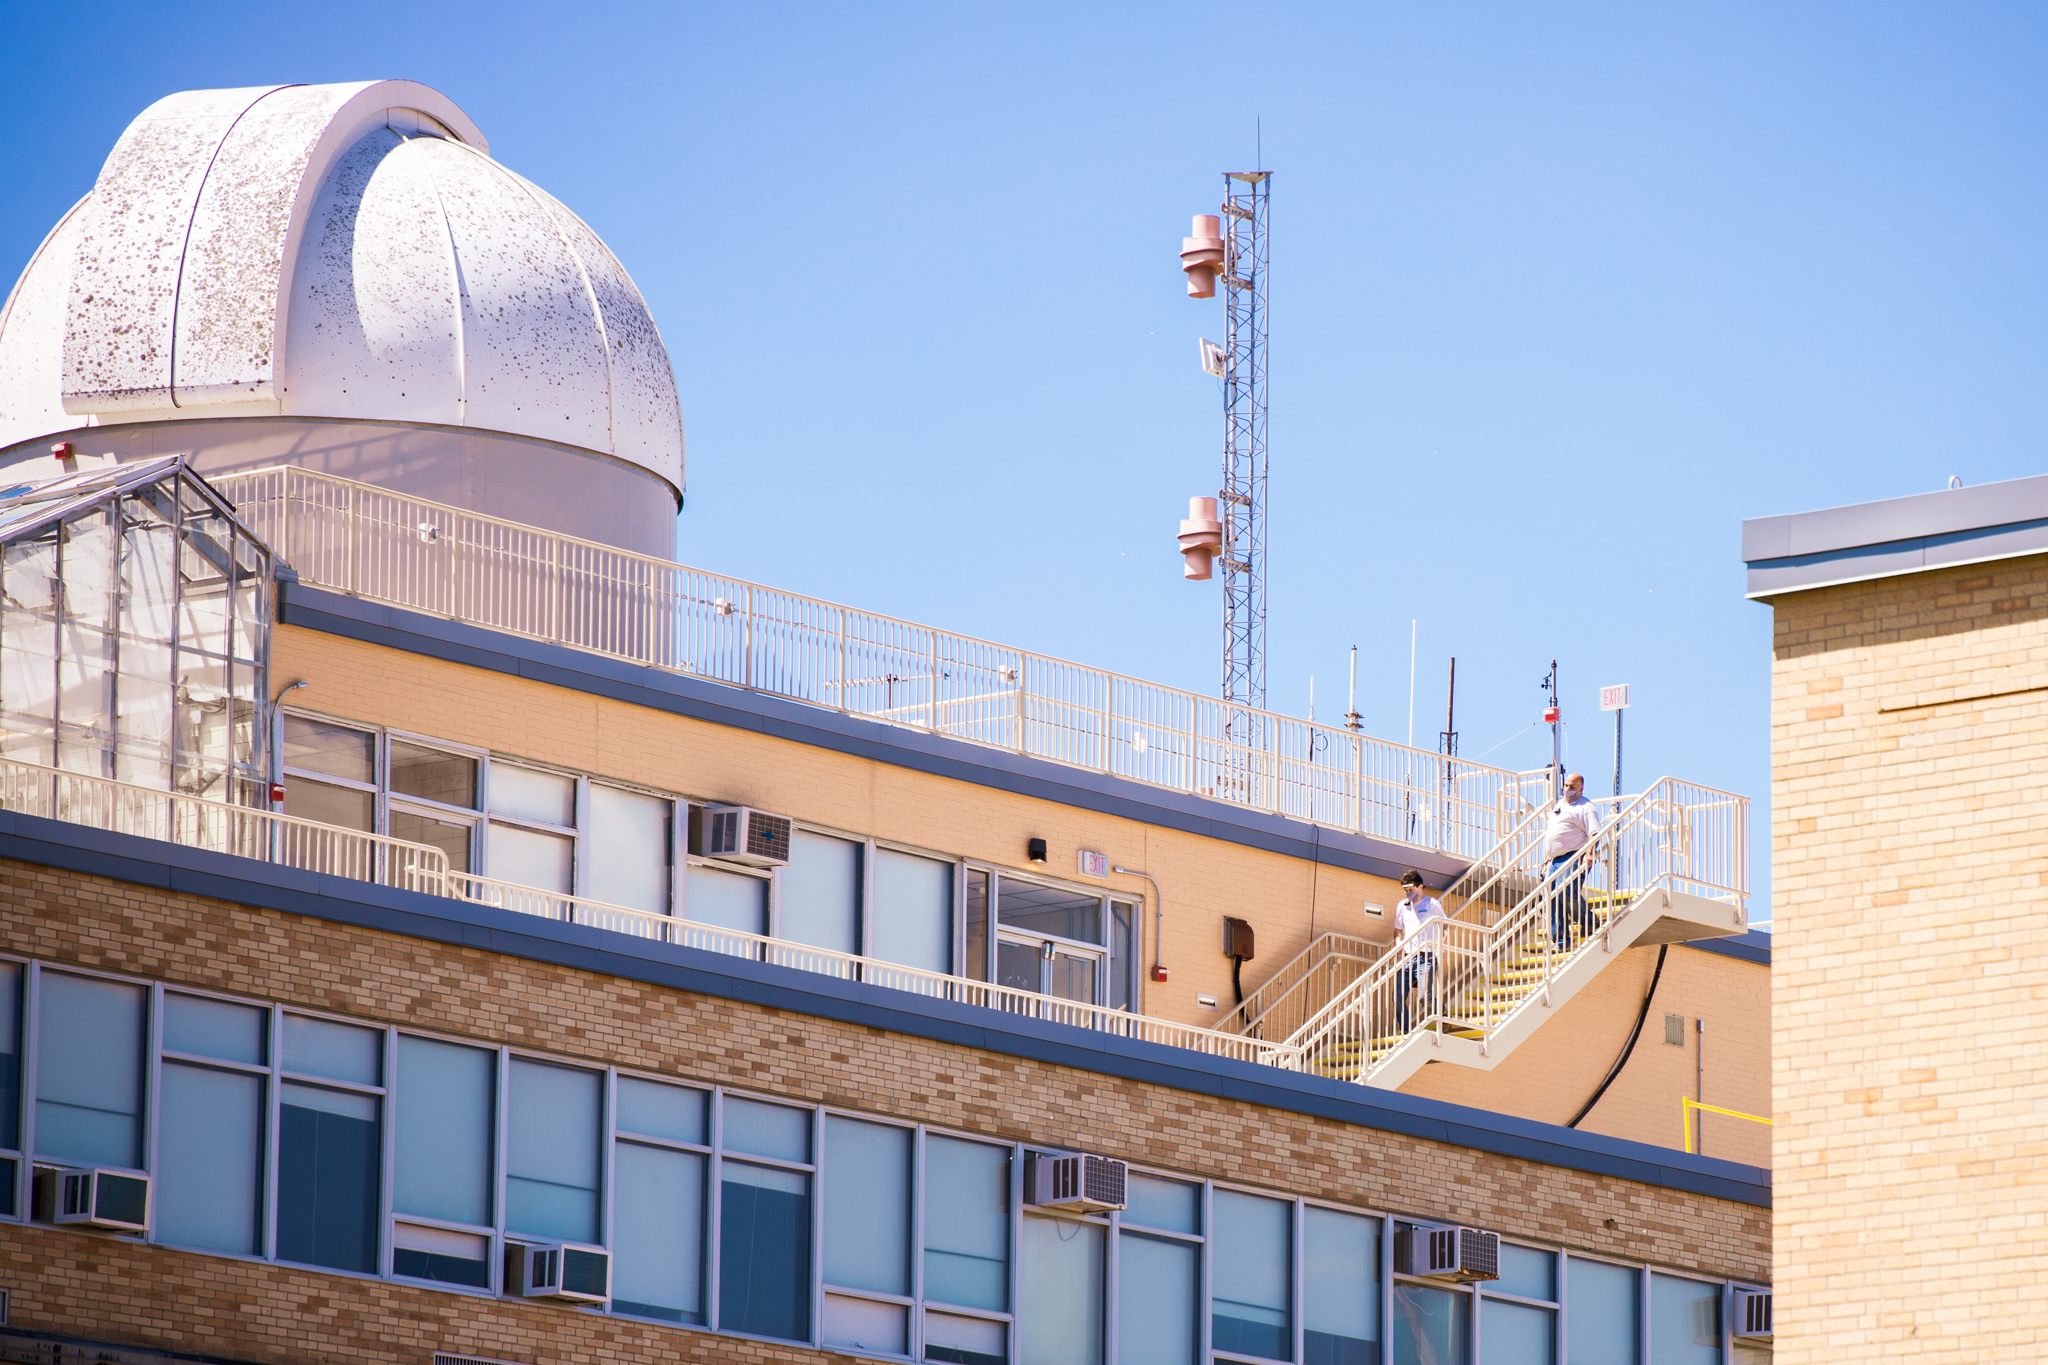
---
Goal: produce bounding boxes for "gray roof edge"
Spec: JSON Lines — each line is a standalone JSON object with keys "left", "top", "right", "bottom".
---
{"left": 0, "top": 807, "right": 1771, "bottom": 1207}
{"left": 1741, "top": 471, "right": 2048, "bottom": 563}
{"left": 1744, "top": 517, "right": 2048, "bottom": 599}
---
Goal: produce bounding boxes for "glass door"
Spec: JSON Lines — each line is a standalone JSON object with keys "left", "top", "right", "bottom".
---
{"left": 991, "top": 875, "right": 1108, "bottom": 1009}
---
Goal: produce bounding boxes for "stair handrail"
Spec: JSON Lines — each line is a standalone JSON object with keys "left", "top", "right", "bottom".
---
{"left": 1276, "top": 801, "right": 1638, "bottom": 1069}
{"left": 1278, "top": 776, "right": 1746, "bottom": 1082}
{"left": 1215, "top": 931, "right": 1382, "bottom": 1036}
{"left": 1222, "top": 795, "right": 1564, "bottom": 1040}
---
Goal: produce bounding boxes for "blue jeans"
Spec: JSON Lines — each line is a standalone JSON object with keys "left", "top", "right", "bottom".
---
{"left": 1395, "top": 951, "right": 1436, "bottom": 1031}
{"left": 1548, "top": 851, "right": 1592, "bottom": 947}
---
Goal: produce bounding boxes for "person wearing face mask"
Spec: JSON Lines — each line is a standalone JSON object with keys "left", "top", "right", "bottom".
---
{"left": 1540, "top": 771, "right": 1600, "bottom": 949}
{"left": 1392, "top": 870, "right": 1444, "bottom": 1032}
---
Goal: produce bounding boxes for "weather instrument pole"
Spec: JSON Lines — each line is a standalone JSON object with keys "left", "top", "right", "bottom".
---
{"left": 1177, "top": 169, "right": 1271, "bottom": 715}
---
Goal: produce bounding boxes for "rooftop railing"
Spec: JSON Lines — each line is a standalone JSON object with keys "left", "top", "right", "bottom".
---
{"left": 215, "top": 466, "right": 1550, "bottom": 861}
{"left": 0, "top": 754, "right": 1300, "bottom": 1070}
{"left": 0, "top": 756, "right": 447, "bottom": 893}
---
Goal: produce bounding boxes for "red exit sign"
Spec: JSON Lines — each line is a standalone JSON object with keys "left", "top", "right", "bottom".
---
{"left": 1600, "top": 684, "right": 1631, "bottom": 712}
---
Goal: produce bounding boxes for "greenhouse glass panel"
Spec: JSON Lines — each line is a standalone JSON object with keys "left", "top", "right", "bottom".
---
{"left": 0, "top": 457, "right": 271, "bottom": 805}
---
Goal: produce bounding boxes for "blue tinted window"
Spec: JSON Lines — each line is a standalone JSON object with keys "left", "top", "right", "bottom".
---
{"left": 1394, "top": 1283, "right": 1468, "bottom": 1365}
{"left": 613, "top": 1141, "right": 706, "bottom": 1323}
{"left": 0, "top": 961, "right": 21, "bottom": 1152}
{"left": 1125, "top": 1173, "right": 1198, "bottom": 1233}
{"left": 1214, "top": 1190, "right": 1293, "bottom": 1360}
{"left": 164, "top": 993, "right": 266, "bottom": 1064}
{"left": 1119, "top": 1232, "right": 1197, "bottom": 1365}
{"left": 157, "top": 1062, "right": 263, "bottom": 1255}
{"left": 1496, "top": 1243, "right": 1557, "bottom": 1301}
{"left": 1649, "top": 1274, "right": 1720, "bottom": 1364}
{"left": 35, "top": 972, "right": 144, "bottom": 1168}
{"left": 392, "top": 1223, "right": 490, "bottom": 1288}
{"left": 1482, "top": 1298, "right": 1554, "bottom": 1365}
{"left": 283, "top": 1015, "right": 381, "bottom": 1084}
{"left": 617, "top": 1076, "right": 706, "bottom": 1144}
{"left": 1565, "top": 1259, "right": 1638, "bottom": 1365}
{"left": 924, "top": 1135, "right": 1009, "bottom": 1311}
{"left": 824, "top": 1116, "right": 910, "bottom": 1295}
{"left": 1020, "top": 1214, "right": 1103, "bottom": 1365}
{"left": 395, "top": 1036, "right": 494, "bottom": 1228}
{"left": 719, "top": 1160, "right": 810, "bottom": 1340}
{"left": 507, "top": 1059, "right": 601, "bottom": 1243}
{"left": 723, "top": 1096, "right": 809, "bottom": 1162}
{"left": 1306, "top": 1205, "right": 1380, "bottom": 1364}
{"left": 277, "top": 1083, "right": 380, "bottom": 1273}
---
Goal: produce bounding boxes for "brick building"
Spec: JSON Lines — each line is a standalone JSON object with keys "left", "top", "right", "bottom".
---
{"left": 0, "top": 80, "right": 1771, "bottom": 1365}
{"left": 1745, "top": 477, "right": 2048, "bottom": 1360}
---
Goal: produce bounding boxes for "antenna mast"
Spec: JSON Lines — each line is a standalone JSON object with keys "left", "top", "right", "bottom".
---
{"left": 1218, "top": 170, "right": 1271, "bottom": 710}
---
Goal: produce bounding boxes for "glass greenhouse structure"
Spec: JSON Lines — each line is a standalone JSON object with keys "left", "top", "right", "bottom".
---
{"left": 0, "top": 455, "right": 272, "bottom": 804}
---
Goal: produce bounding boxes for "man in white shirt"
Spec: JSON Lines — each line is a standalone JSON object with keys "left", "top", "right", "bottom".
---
{"left": 1540, "top": 772, "right": 1599, "bottom": 949}
{"left": 1393, "top": 870, "right": 1444, "bottom": 1032}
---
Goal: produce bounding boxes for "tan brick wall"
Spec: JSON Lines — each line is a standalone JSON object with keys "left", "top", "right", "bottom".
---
{"left": 1767, "top": 554, "right": 2048, "bottom": 1360}
{"left": 0, "top": 855, "right": 1766, "bottom": 1365}
{"left": 1400, "top": 944, "right": 1771, "bottom": 1167}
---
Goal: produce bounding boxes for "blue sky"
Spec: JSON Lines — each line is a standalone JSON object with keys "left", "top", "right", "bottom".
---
{"left": 8, "top": 3, "right": 2048, "bottom": 919}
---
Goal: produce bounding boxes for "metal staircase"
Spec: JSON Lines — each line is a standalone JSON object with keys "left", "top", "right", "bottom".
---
{"left": 1281, "top": 778, "right": 1748, "bottom": 1089}
{"left": 1214, "top": 931, "right": 1384, "bottom": 1043}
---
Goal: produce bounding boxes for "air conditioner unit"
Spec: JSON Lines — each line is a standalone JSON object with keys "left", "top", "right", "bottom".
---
{"left": 692, "top": 804, "right": 793, "bottom": 867}
{"left": 506, "top": 1241, "right": 610, "bottom": 1304}
{"left": 1025, "top": 1151, "right": 1127, "bottom": 1213}
{"left": 1393, "top": 1221, "right": 1499, "bottom": 1283}
{"left": 32, "top": 1167, "right": 150, "bottom": 1233}
{"left": 1732, "top": 1288, "right": 1773, "bottom": 1340}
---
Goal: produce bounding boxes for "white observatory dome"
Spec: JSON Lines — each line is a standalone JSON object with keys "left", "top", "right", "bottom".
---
{"left": 0, "top": 80, "right": 684, "bottom": 553}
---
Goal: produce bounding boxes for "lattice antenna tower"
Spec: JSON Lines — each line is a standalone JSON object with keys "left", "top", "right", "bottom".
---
{"left": 1218, "top": 171, "right": 1270, "bottom": 712}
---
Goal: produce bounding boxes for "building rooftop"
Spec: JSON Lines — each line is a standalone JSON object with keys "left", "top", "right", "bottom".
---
{"left": 1742, "top": 471, "right": 2048, "bottom": 598}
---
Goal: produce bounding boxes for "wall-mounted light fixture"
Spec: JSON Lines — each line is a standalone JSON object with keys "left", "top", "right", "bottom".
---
{"left": 1027, "top": 837, "right": 1047, "bottom": 864}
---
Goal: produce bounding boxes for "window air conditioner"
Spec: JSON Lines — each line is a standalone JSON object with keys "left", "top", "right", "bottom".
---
{"left": 1732, "top": 1288, "right": 1773, "bottom": 1340}
{"left": 692, "top": 805, "right": 793, "bottom": 867}
{"left": 32, "top": 1167, "right": 151, "bottom": 1233}
{"left": 506, "top": 1241, "right": 610, "bottom": 1304}
{"left": 1024, "top": 1151, "right": 1128, "bottom": 1213}
{"left": 1393, "top": 1221, "right": 1499, "bottom": 1283}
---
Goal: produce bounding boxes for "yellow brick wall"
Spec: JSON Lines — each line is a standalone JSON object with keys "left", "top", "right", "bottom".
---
{"left": 271, "top": 625, "right": 1766, "bottom": 1155}
{"left": 1767, "top": 554, "right": 2048, "bottom": 1360}
{"left": 272, "top": 625, "right": 1406, "bottom": 1031}
{"left": 0, "top": 856, "right": 1768, "bottom": 1364}
{"left": 1400, "top": 944, "right": 1771, "bottom": 1167}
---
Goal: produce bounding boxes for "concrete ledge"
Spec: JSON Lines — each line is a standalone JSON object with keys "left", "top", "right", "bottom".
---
{"left": 277, "top": 581, "right": 1471, "bottom": 885}
{"left": 0, "top": 809, "right": 1769, "bottom": 1208}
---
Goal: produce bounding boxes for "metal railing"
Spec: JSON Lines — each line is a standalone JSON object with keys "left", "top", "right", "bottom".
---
{"left": 1435, "top": 794, "right": 1634, "bottom": 930}
{"left": 0, "top": 752, "right": 1299, "bottom": 1069}
{"left": 0, "top": 757, "right": 448, "bottom": 892}
{"left": 448, "top": 870, "right": 1302, "bottom": 1067}
{"left": 216, "top": 465, "right": 1550, "bottom": 861}
{"left": 1214, "top": 932, "right": 1383, "bottom": 1040}
{"left": 1681, "top": 1097, "right": 1771, "bottom": 1155}
{"left": 1282, "top": 777, "right": 1748, "bottom": 1084}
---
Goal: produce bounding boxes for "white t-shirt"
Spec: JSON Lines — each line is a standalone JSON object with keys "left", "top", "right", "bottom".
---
{"left": 1540, "top": 795, "right": 1599, "bottom": 860}
{"left": 1396, "top": 894, "right": 1444, "bottom": 957}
